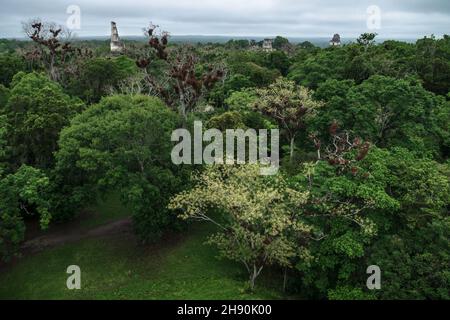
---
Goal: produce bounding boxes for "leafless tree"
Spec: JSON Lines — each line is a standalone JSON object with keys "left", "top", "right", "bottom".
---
{"left": 136, "top": 22, "right": 225, "bottom": 122}
{"left": 310, "top": 121, "right": 371, "bottom": 175}
{"left": 22, "top": 18, "right": 80, "bottom": 82}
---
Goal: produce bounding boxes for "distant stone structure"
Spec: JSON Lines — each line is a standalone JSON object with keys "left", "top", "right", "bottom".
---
{"left": 110, "top": 21, "right": 125, "bottom": 53}
{"left": 329, "top": 34, "right": 341, "bottom": 46}
{"left": 248, "top": 40, "right": 259, "bottom": 51}
{"left": 262, "top": 38, "right": 274, "bottom": 51}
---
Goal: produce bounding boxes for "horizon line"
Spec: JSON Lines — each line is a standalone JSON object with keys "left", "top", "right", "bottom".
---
{"left": 1, "top": 34, "right": 433, "bottom": 41}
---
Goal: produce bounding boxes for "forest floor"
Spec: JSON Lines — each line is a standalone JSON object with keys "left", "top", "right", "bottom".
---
{"left": 0, "top": 194, "right": 284, "bottom": 300}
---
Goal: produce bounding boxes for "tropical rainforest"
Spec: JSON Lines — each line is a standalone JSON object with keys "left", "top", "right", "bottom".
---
{"left": 0, "top": 21, "right": 449, "bottom": 300}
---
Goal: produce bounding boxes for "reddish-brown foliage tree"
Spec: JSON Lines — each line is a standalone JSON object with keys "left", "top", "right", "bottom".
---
{"left": 137, "top": 22, "right": 225, "bottom": 121}
{"left": 310, "top": 121, "right": 371, "bottom": 174}
{"left": 22, "top": 19, "right": 92, "bottom": 82}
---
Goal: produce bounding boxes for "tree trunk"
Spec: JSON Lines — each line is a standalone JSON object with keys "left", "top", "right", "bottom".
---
{"left": 177, "top": 80, "right": 188, "bottom": 125}
{"left": 249, "top": 273, "right": 257, "bottom": 291}
{"left": 249, "top": 264, "right": 263, "bottom": 291}
{"left": 49, "top": 55, "right": 57, "bottom": 82}
{"left": 290, "top": 137, "right": 295, "bottom": 162}
{"left": 179, "top": 104, "right": 187, "bottom": 123}
{"left": 283, "top": 268, "right": 288, "bottom": 292}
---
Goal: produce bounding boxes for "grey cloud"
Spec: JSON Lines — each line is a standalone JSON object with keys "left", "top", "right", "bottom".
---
{"left": 0, "top": 0, "right": 449, "bottom": 38}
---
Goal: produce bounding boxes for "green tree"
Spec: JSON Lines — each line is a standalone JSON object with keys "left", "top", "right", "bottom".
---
{"left": 292, "top": 144, "right": 449, "bottom": 298}
{"left": 254, "top": 78, "right": 322, "bottom": 161}
{"left": 265, "top": 51, "right": 291, "bottom": 76}
{"left": 169, "top": 164, "right": 311, "bottom": 290}
{"left": 366, "top": 148, "right": 450, "bottom": 299}
{"left": 0, "top": 115, "right": 9, "bottom": 172}
{"left": 208, "top": 74, "right": 253, "bottom": 108}
{"left": 357, "top": 33, "right": 378, "bottom": 49}
{"left": 69, "top": 56, "right": 138, "bottom": 103}
{"left": 288, "top": 49, "right": 347, "bottom": 89}
{"left": 229, "top": 61, "right": 281, "bottom": 88}
{"left": 3, "top": 72, "right": 84, "bottom": 169}
{"left": 369, "top": 220, "right": 450, "bottom": 299}
{"left": 206, "top": 111, "right": 246, "bottom": 131}
{"left": 291, "top": 147, "right": 396, "bottom": 297}
{"left": 298, "top": 41, "right": 317, "bottom": 51}
{"left": 0, "top": 84, "right": 10, "bottom": 109}
{"left": 224, "top": 89, "right": 257, "bottom": 112}
{"left": 225, "top": 39, "right": 250, "bottom": 49}
{"left": 344, "top": 54, "right": 375, "bottom": 84}
{"left": 314, "top": 76, "right": 446, "bottom": 158}
{"left": 54, "top": 95, "right": 186, "bottom": 241}
{"left": 415, "top": 35, "right": 450, "bottom": 95}
{"left": 0, "top": 165, "right": 51, "bottom": 261}
{"left": 273, "top": 36, "right": 290, "bottom": 50}
{"left": 0, "top": 53, "right": 26, "bottom": 87}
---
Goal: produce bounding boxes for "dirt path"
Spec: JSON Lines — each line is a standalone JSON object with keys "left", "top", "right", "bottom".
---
{"left": 21, "top": 218, "right": 133, "bottom": 254}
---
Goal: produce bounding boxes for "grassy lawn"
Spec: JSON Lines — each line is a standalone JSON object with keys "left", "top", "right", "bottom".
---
{"left": 0, "top": 197, "right": 284, "bottom": 300}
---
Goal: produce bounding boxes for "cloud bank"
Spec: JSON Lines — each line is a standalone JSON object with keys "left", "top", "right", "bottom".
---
{"left": 0, "top": 0, "right": 449, "bottom": 38}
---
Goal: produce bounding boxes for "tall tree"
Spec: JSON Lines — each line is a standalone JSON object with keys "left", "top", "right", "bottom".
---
{"left": 136, "top": 23, "right": 225, "bottom": 121}
{"left": 0, "top": 53, "right": 26, "bottom": 87}
{"left": 0, "top": 165, "right": 51, "bottom": 261}
{"left": 254, "top": 78, "right": 323, "bottom": 161}
{"left": 357, "top": 33, "right": 378, "bottom": 50}
{"left": 169, "top": 164, "right": 311, "bottom": 290}
{"left": 3, "top": 72, "right": 84, "bottom": 169}
{"left": 54, "top": 95, "right": 186, "bottom": 241}
{"left": 22, "top": 19, "right": 75, "bottom": 82}
{"left": 314, "top": 76, "right": 446, "bottom": 158}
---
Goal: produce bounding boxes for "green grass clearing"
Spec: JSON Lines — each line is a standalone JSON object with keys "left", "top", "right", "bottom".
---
{"left": 0, "top": 196, "right": 284, "bottom": 300}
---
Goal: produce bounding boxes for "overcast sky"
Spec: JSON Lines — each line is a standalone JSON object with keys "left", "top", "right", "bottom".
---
{"left": 0, "top": 0, "right": 449, "bottom": 39}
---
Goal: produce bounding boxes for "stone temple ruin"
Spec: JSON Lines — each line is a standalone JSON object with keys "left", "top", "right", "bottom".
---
{"left": 329, "top": 34, "right": 341, "bottom": 46}
{"left": 110, "top": 21, "right": 125, "bottom": 53}
{"left": 262, "top": 38, "right": 274, "bottom": 52}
